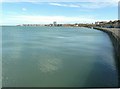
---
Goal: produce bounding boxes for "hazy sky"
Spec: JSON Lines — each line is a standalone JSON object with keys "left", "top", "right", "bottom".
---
{"left": 1, "top": 0, "right": 119, "bottom": 25}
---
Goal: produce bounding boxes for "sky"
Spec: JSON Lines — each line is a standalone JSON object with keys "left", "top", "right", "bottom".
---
{"left": 1, "top": 0, "right": 119, "bottom": 25}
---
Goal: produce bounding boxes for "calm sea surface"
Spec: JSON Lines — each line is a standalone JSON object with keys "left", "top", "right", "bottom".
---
{"left": 2, "top": 26, "right": 118, "bottom": 87}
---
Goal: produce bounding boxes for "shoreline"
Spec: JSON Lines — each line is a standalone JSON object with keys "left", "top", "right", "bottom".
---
{"left": 93, "top": 27, "right": 120, "bottom": 87}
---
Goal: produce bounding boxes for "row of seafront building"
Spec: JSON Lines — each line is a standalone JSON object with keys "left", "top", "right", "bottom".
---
{"left": 17, "top": 20, "right": 120, "bottom": 28}
{"left": 18, "top": 21, "right": 62, "bottom": 27}
{"left": 76, "top": 20, "right": 120, "bottom": 28}
{"left": 95, "top": 20, "right": 120, "bottom": 28}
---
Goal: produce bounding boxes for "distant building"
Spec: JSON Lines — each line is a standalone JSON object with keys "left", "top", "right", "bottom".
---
{"left": 74, "top": 23, "right": 79, "bottom": 26}
{"left": 53, "top": 21, "right": 57, "bottom": 26}
{"left": 95, "top": 21, "right": 107, "bottom": 25}
{"left": 95, "top": 20, "right": 120, "bottom": 28}
{"left": 63, "top": 24, "right": 74, "bottom": 27}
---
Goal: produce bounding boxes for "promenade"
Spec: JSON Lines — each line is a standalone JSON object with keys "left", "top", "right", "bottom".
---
{"left": 93, "top": 27, "right": 120, "bottom": 40}
{"left": 100, "top": 28, "right": 120, "bottom": 39}
{"left": 94, "top": 27, "right": 120, "bottom": 86}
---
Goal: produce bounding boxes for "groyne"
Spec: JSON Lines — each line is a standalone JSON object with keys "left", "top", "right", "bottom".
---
{"left": 93, "top": 27, "right": 120, "bottom": 86}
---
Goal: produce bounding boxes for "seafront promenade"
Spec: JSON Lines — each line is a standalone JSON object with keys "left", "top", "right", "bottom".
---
{"left": 93, "top": 27, "right": 120, "bottom": 43}
{"left": 94, "top": 27, "right": 120, "bottom": 86}
{"left": 95, "top": 27, "right": 120, "bottom": 57}
{"left": 93, "top": 27, "right": 120, "bottom": 57}
{"left": 98, "top": 28, "right": 120, "bottom": 39}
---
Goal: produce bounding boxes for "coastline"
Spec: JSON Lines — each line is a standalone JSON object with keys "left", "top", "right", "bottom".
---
{"left": 93, "top": 27, "right": 120, "bottom": 87}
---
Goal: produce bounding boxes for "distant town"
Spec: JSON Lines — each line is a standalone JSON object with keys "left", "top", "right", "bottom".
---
{"left": 17, "top": 20, "right": 120, "bottom": 28}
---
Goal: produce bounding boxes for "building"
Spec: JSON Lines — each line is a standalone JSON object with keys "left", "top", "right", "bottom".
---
{"left": 53, "top": 21, "right": 57, "bottom": 26}
{"left": 95, "top": 20, "right": 120, "bottom": 28}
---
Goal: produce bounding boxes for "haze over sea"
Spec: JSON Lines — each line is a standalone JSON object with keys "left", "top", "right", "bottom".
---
{"left": 2, "top": 26, "right": 118, "bottom": 87}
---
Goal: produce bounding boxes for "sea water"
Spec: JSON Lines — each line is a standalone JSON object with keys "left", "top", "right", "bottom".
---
{"left": 2, "top": 26, "right": 118, "bottom": 87}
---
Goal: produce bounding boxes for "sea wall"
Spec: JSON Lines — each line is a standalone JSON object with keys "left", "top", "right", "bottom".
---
{"left": 93, "top": 27, "right": 120, "bottom": 86}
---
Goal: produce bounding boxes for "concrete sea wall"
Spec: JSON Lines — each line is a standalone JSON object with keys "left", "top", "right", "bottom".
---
{"left": 93, "top": 27, "right": 120, "bottom": 86}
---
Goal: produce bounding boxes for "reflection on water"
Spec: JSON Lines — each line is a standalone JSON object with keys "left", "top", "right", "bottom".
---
{"left": 38, "top": 56, "right": 62, "bottom": 73}
{"left": 2, "top": 26, "right": 118, "bottom": 87}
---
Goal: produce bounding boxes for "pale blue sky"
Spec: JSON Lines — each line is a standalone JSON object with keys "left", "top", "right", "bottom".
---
{"left": 2, "top": 1, "right": 118, "bottom": 25}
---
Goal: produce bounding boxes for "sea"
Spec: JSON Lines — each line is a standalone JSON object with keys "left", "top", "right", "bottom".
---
{"left": 2, "top": 26, "right": 118, "bottom": 87}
